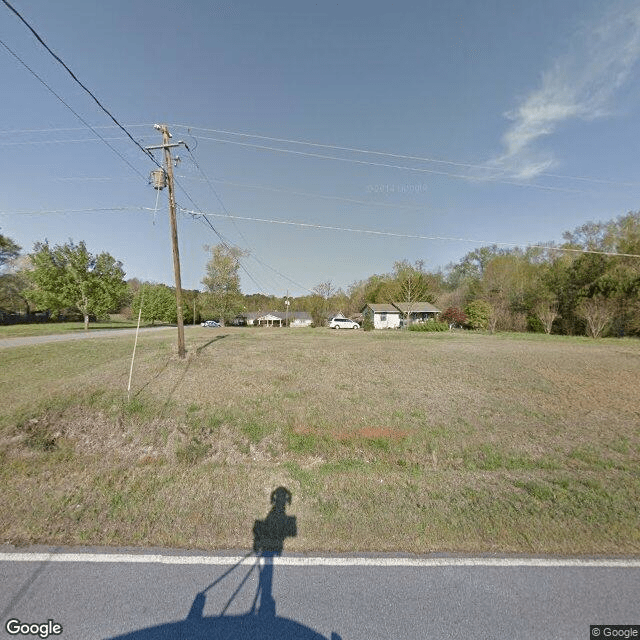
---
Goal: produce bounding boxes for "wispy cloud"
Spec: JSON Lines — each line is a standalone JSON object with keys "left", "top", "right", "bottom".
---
{"left": 491, "top": 3, "right": 640, "bottom": 180}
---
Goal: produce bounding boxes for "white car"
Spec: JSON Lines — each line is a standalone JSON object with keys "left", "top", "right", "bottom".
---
{"left": 329, "top": 317, "right": 360, "bottom": 329}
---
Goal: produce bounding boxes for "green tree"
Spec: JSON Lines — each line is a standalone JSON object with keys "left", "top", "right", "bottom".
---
{"left": 131, "top": 283, "right": 177, "bottom": 325}
{"left": 0, "top": 236, "right": 32, "bottom": 314}
{"left": 309, "top": 281, "right": 336, "bottom": 326}
{"left": 464, "top": 300, "right": 492, "bottom": 330}
{"left": 0, "top": 234, "right": 21, "bottom": 268}
{"left": 201, "top": 244, "right": 247, "bottom": 326}
{"left": 27, "top": 240, "right": 127, "bottom": 329}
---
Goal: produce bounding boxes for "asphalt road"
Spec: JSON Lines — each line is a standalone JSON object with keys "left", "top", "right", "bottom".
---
{"left": 1, "top": 548, "right": 638, "bottom": 640}
{"left": 0, "top": 326, "right": 175, "bottom": 349}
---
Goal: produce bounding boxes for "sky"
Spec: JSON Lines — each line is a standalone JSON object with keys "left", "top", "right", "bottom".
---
{"left": 1, "top": 0, "right": 640, "bottom": 297}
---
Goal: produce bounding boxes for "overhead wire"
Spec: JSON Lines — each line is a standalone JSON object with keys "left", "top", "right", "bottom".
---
{"left": 1, "top": 0, "right": 160, "bottom": 169}
{"left": 172, "top": 124, "right": 640, "bottom": 190}
{"left": 149, "top": 148, "right": 270, "bottom": 294}
{"left": 3, "top": 120, "right": 639, "bottom": 189}
{"left": 0, "top": 39, "right": 147, "bottom": 180}
{"left": 180, "top": 209, "right": 640, "bottom": 259}
{"left": 175, "top": 176, "right": 438, "bottom": 213}
{"left": 183, "top": 135, "right": 589, "bottom": 194}
{"left": 181, "top": 146, "right": 314, "bottom": 293}
{"left": 0, "top": 206, "right": 155, "bottom": 215}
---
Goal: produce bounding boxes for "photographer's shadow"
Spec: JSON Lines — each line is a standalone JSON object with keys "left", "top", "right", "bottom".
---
{"left": 109, "top": 487, "right": 341, "bottom": 640}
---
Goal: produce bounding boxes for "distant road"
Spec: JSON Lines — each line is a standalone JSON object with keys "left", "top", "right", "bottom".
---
{"left": 0, "top": 326, "right": 175, "bottom": 349}
{"left": 1, "top": 547, "right": 639, "bottom": 639}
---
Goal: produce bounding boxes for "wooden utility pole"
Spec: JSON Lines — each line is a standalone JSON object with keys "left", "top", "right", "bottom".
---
{"left": 159, "top": 124, "right": 186, "bottom": 358}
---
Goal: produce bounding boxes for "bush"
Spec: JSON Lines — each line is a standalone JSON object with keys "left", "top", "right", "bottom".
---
{"left": 440, "top": 307, "right": 467, "bottom": 328}
{"left": 464, "top": 300, "right": 492, "bottom": 330}
{"left": 408, "top": 321, "right": 449, "bottom": 332}
{"left": 527, "top": 314, "right": 545, "bottom": 333}
{"left": 362, "top": 316, "right": 374, "bottom": 331}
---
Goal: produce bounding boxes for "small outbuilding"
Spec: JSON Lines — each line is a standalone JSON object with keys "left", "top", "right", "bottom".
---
{"left": 361, "top": 303, "right": 402, "bottom": 329}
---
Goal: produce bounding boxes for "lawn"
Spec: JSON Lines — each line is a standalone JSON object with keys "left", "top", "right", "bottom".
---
{"left": 0, "top": 316, "right": 145, "bottom": 338}
{"left": 1, "top": 327, "right": 638, "bottom": 555}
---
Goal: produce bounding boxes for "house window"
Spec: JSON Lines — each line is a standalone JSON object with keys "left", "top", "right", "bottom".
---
{"left": 380, "top": 313, "right": 387, "bottom": 321}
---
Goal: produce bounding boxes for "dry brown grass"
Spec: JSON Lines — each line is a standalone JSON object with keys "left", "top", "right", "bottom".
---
{"left": 1, "top": 327, "right": 639, "bottom": 554}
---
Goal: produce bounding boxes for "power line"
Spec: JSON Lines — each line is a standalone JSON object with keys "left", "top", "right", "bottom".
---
{"left": 191, "top": 212, "right": 268, "bottom": 294}
{"left": 0, "top": 137, "right": 128, "bottom": 146}
{"left": 0, "top": 124, "right": 150, "bottom": 135}
{"left": 186, "top": 135, "right": 588, "bottom": 194}
{"left": 0, "top": 39, "right": 147, "bottom": 180}
{"left": 1, "top": 0, "right": 159, "bottom": 169}
{"left": 182, "top": 145, "right": 316, "bottom": 293}
{"left": 176, "top": 176, "right": 438, "bottom": 213}
{"left": 172, "top": 124, "right": 640, "bottom": 189}
{"left": 180, "top": 209, "right": 640, "bottom": 259}
{"left": 0, "top": 206, "right": 154, "bottom": 215}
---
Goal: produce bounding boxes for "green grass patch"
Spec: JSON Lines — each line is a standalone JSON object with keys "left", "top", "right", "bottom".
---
{"left": 1, "top": 327, "right": 639, "bottom": 554}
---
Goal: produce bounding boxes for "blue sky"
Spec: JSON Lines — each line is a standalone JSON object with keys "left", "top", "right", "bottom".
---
{"left": 1, "top": 0, "right": 640, "bottom": 296}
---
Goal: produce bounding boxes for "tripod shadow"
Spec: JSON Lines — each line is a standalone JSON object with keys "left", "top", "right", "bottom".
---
{"left": 108, "top": 487, "right": 341, "bottom": 640}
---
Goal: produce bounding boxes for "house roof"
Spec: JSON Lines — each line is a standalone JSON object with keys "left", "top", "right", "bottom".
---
{"left": 244, "top": 310, "right": 312, "bottom": 321}
{"left": 393, "top": 302, "right": 440, "bottom": 313}
{"left": 362, "top": 303, "right": 400, "bottom": 313}
{"left": 362, "top": 302, "right": 441, "bottom": 314}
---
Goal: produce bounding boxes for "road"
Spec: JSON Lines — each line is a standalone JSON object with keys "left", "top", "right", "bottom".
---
{"left": 1, "top": 548, "right": 638, "bottom": 639}
{"left": 0, "top": 326, "right": 175, "bottom": 349}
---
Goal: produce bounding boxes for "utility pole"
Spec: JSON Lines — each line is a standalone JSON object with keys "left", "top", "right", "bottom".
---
{"left": 284, "top": 291, "right": 290, "bottom": 327}
{"left": 147, "top": 124, "right": 186, "bottom": 358}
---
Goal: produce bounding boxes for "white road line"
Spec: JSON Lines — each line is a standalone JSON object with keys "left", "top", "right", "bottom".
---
{"left": 1, "top": 553, "right": 639, "bottom": 568}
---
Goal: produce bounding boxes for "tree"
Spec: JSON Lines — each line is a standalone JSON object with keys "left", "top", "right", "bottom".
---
{"left": 464, "top": 300, "right": 492, "bottom": 330}
{"left": 577, "top": 295, "right": 616, "bottom": 338}
{"left": 131, "top": 283, "right": 177, "bottom": 325}
{"left": 309, "top": 281, "right": 336, "bottom": 326}
{"left": 388, "top": 261, "right": 432, "bottom": 328}
{"left": 27, "top": 240, "right": 126, "bottom": 329}
{"left": 0, "top": 235, "right": 32, "bottom": 314}
{"left": 201, "top": 244, "right": 247, "bottom": 326}
{"left": 0, "top": 255, "right": 33, "bottom": 314}
{"left": 534, "top": 298, "right": 559, "bottom": 334}
{"left": 0, "top": 234, "right": 21, "bottom": 268}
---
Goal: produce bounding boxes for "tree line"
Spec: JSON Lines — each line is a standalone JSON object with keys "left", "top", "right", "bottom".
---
{"left": 1, "top": 210, "right": 638, "bottom": 336}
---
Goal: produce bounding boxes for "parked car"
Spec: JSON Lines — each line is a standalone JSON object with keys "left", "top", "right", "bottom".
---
{"left": 329, "top": 317, "right": 360, "bottom": 329}
{"left": 201, "top": 320, "right": 221, "bottom": 327}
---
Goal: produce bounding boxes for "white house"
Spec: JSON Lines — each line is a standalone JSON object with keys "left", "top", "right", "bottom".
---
{"left": 241, "top": 311, "right": 312, "bottom": 327}
{"left": 362, "top": 302, "right": 441, "bottom": 329}
{"left": 362, "top": 303, "right": 402, "bottom": 329}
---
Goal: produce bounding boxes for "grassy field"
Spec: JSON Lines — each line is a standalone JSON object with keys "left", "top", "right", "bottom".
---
{"left": 1, "top": 326, "right": 639, "bottom": 555}
{"left": 0, "top": 316, "right": 145, "bottom": 338}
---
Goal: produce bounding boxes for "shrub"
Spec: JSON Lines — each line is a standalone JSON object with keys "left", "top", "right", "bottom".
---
{"left": 362, "top": 316, "right": 374, "bottom": 331}
{"left": 464, "top": 300, "right": 492, "bottom": 330}
{"left": 408, "top": 321, "right": 449, "bottom": 332}
{"left": 440, "top": 307, "right": 467, "bottom": 328}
